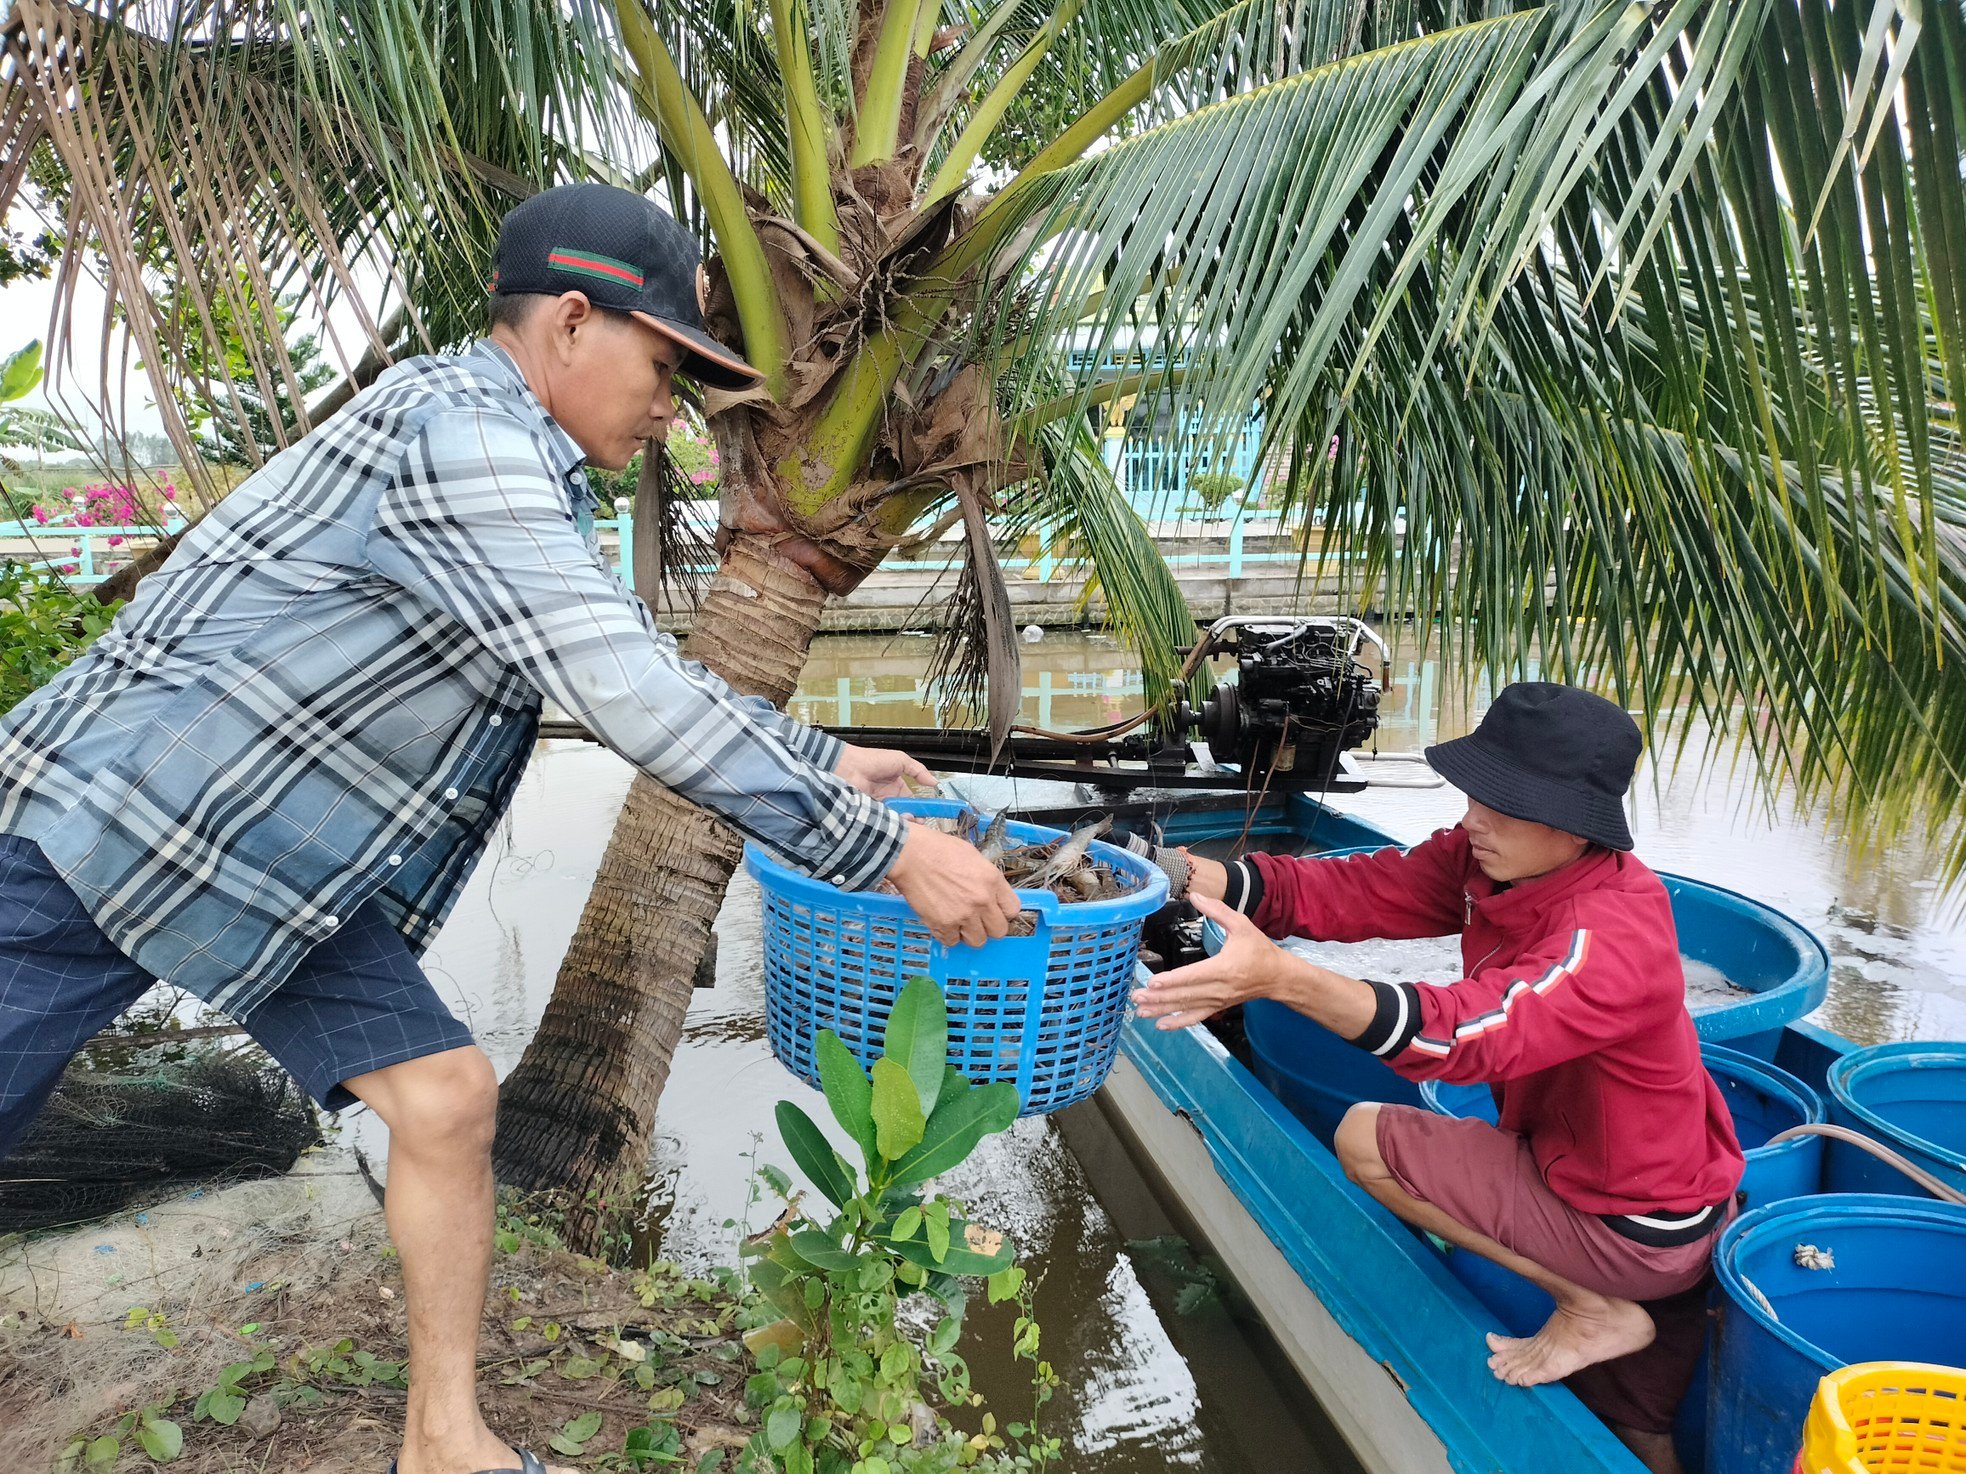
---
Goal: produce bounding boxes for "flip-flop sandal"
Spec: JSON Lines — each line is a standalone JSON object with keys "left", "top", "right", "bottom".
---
{"left": 388, "top": 1451, "right": 551, "bottom": 1474}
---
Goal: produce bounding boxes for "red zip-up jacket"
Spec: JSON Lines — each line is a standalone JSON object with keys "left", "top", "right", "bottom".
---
{"left": 1243, "top": 828, "right": 1744, "bottom": 1220}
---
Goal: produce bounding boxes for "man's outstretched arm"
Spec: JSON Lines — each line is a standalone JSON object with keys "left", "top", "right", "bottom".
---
{"left": 370, "top": 409, "right": 1019, "bottom": 941}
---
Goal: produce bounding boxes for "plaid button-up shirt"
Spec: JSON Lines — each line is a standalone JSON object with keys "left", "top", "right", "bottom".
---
{"left": 0, "top": 341, "right": 905, "bottom": 1017}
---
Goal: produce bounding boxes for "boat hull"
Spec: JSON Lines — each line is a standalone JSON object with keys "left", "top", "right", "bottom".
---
{"left": 1110, "top": 1014, "right": 1644, "bottom": 1473}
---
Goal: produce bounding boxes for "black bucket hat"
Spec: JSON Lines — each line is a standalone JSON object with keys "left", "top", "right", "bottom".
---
{"left": 1424, "top": 682, "right": 1642, "bottom": 851}
{"left": 491, "top": 183, "right": 762, "bottom": 391}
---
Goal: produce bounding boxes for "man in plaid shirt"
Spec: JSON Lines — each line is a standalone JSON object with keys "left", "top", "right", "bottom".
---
{"left": 0, "top": 184, "right": 1019, "bottom": 1474}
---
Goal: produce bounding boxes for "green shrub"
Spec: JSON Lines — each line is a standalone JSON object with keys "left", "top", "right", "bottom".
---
{"left": 1189, "top": 470, "right": 1245, "bottom": 515}
{"left": 0, "top": 561, "right": 119, "bottom": 717}
{"left": 588, "top": 419, "right": 720, "bottom": 506}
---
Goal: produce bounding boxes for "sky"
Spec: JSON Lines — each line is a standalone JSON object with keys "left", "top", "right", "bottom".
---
{"left": 4, "top": 271, "right": 170, "bottom": 447}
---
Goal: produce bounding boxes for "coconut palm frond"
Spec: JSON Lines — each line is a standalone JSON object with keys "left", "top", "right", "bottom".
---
{"left": 921, "top": 483, "right": 1022, "bottom": 756}
{"left": 919, "top": 0, "right": 1224, "bottom": 176}
{"left": 626, "top": 0, "right": 796, "bottom": 224}
{"left": 974, "top": 4, "right": 1628, "bottom": 451}
{"left": 0, "top": 0, "right": 632, "bottom": 488}
{"left": 994, "top": 352, "right": 1197, "bottom": 714}
{"left": 626, "top": 441, "right": 716, "bottom": 620}
{"left": 1252, "top": 0, "right": 1966, "bottom": 875}
{"left": 1012, "top": 415, "right": 1197, "bottom": 716}
{"left": 955, "top": 0, "right": 1966, "bottom": 877}
{"left": 922, "top": 342, "right": 1196, "bottom": 739}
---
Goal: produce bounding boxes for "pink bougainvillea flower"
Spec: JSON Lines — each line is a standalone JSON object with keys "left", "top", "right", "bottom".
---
{"left": 31, "top": 506, "right": 48, "bottom": 524}
{"left": 108, "top": 535, "right": 125, "bottom": 547}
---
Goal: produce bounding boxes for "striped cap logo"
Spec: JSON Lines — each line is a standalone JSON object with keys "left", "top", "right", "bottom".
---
{"left": 546, "top": 248, "right": 645, "bottom": 289}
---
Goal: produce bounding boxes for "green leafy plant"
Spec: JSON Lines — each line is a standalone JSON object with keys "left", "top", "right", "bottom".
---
{"left": 191, "top": 1350, "right": 276, "bottom": 1426}
{"left": 296, "top": 1336, "right": 408, "bottom": 1389}
{"left": 738, "top": 975, "right": 1055, "bottom": 1472}
{"left": 58, "top": 1401, "right": 184, "bottom": 1469}
{"left": 1186, "top": 471, "right": 1244, "bottom": 518}
{"left": 0, "top": 339, "right": 81, "bottom": 459}
{"left": 589, "top": 416, "right": 722, "bottom": 506}
{"left": 0, "top": 560, "right": 119, "bottom": 716}
{"left": 551, "top": 1410, "right": 607, "bottom": 1457}
{"left": 145, "top": 272, "right": 333, "bottom": 466}
{"left": 123, "top": 1305, "right": 180, "bottom": 1349}
{"left": 607, "top": 1419, "right": 686, "bottom": 1468}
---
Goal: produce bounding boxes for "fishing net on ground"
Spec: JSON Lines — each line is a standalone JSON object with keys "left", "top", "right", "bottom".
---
{"left": 0, "top": 1046, "right": 321, "bottom": 1233}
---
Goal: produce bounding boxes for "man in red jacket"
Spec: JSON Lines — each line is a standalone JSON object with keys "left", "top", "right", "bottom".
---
{"left": 1133, "top": 682, "right": 1743, "bottom": 1474}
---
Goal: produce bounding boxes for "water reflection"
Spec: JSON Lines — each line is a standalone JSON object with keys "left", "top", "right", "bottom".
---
{"left": 787, "top": 630, "right": 1149, "bottom": 734}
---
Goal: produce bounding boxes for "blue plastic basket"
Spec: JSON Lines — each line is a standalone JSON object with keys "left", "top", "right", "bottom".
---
{"left": 745, "top": 797, "right": 1169, "bottom": 1116}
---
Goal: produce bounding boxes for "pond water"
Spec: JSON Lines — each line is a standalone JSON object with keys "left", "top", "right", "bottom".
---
{"left": 337, "top": 627, "right": 1964, "bottom": 1473}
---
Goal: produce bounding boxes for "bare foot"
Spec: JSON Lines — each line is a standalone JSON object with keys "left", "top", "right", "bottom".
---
{"left": 396, "top": 1427, "right": 579, "bottom": 1474}
{"left": 1484, "top": 1293, "right": 1655, "bottom": 1386}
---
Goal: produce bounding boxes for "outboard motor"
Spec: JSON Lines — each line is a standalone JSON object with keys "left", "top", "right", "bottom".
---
{"left": 1174, "top": 617, "right": 1384, "bottom": 782}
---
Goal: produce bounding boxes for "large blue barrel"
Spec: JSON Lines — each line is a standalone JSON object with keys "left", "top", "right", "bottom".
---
{"left": 1824, "top": 1042, "right": 1966, "bottom": 1198}
{"left": 1230, "top": 858, "right": 1826, "bottom": 1149}
{"left": 1703, "top": 1043, "right": 1827, "bottom": 1206}
{"left": 1709, "top": 1194, "right": 1966, "bottom": 1474}
{"left": 1244, "top": 998, "right": 1423, "bottom": 1148}
{"left": 1663, "top": 876, "right": 1830, "bottom": 1059}
{"left": 1222, "top": 882, "right": 1427, "bottom": 1147}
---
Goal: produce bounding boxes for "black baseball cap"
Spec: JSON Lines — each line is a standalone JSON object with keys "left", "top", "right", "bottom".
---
{"left": 1424, "top": 682, "right": 1642, "bottom": 851}
{"left": 490, "top": 183, "right": 762, "bottom": 390}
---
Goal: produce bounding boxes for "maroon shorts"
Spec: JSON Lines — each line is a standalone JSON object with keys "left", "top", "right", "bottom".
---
{"left": 1376, "top": 1104, "right": 1733, "bottom": 1434}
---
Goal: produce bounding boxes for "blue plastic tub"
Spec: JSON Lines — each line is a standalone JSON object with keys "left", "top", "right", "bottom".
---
{"left": 1422, "top": 1046, "right": 1823, "bottom": 1208}
{"left": 1663, "top": 876, "right": 1830, "bottom": 1058}
{"left": 1823, "top": 1042, "right": 1966, "bottom": 1198}
{"left": 1222, "top": 850, "right": 1426, "bottom": 1145}
{"left": 1239, "top": 873, "right": 1826, "bottom": 1150}
{"left": 1228, "top": 849, "right": 1827, "bottom": 1066}
{"left": 746, "top": 798, "right": 1167, "bottom": 1116}
{"left": 1243, "top": 999, "right": 1424, "bottom": 1147}
{"left": 1709, "top": 1194, "right": 1966, "bottom": 1474}
{"left": 1703, "top": 1043, "right": 1827, "bottom": 1206}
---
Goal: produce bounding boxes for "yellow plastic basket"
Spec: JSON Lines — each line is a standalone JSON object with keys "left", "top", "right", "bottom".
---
{"left": 1797, "top": 1362, "right": 1966, "bottom": 1474}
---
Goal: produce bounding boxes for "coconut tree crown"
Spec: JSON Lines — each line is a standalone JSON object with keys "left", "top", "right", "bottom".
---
{"left": 3, "top": 0, "right": 1962, "bottom": 863}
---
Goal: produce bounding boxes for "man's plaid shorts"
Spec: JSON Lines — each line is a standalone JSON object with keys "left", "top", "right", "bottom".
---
{"left": 0, "top": 832, "right": 475, "bottom": 1161}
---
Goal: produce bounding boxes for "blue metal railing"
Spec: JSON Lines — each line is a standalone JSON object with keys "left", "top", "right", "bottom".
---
{"left": 0, "top": 514, "right": 190, "bottom": 585}
{"left": 1120, "top": 418, "right": 1267, "bottom": 521}
{"left": 1061, "top": 344, "right": 1270, "bottom": 519}
{"left": 603, "top": 507, "right": 1325, "bottom": 585}
{"left": 791, "top": 667, "right": 1149, "bottom": 731}
{"left": 5, "top": 504, "right": 1343, "bottom": 591}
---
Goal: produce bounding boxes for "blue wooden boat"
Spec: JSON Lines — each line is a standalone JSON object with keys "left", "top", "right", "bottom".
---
{"left": 1077, "top": 790, "right": 1857, "bottom": 1474}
